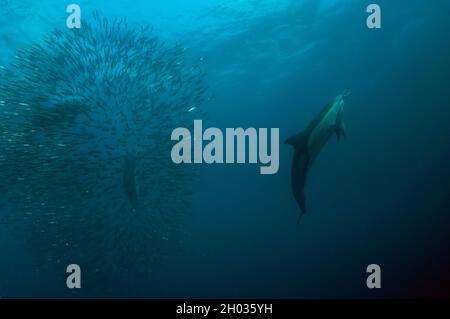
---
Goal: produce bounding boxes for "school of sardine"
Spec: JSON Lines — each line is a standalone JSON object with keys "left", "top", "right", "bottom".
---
{"left": 0, "top": 13, "right": 207, "bottom": 287}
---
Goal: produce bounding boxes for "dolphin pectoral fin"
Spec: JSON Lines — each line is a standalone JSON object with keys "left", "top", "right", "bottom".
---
{"left": 342, "top": 121, "right": 347, "bottom": 137}
{"left": 335, "top": 123, "right": 346, "bottom": 140}
{"left": 336, "top": 127, "right": 341, "bottom": 141}
{"left": 335, "top": 108, "right": 347, "bottom": 140}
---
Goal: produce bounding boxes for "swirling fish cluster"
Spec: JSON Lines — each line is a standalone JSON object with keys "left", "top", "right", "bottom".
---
{"left": 0, "top": 13, "right": 207, "bottom": 287}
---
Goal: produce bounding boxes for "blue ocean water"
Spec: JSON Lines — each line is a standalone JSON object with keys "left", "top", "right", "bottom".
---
{"left": 0, "top": 0, "right": 449, "bottom": 298}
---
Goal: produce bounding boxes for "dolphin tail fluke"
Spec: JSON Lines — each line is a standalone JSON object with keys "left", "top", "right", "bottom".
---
{"left": 295, "top": 196, "right": 306, "bottom": 224}
{"left": 297, "top": 205, "right": 306, "bottom": 224}
{"left": 289, "top": 146, "right": 309, "bottom": 223}
{"left": 292, "top": 175, "right": 307, "bottom": 221}
{"left": 296, "top": 189, "right": 307, "bottom": 216}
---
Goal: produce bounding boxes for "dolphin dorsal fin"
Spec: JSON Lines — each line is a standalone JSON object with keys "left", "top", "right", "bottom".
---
{"left": 284, "top": 131, "right": 308, "bottom": 151}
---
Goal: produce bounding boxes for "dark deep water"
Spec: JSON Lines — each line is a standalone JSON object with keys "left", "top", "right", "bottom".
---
{"left": 1, "top": 0, "right": 450, "bottom": 298}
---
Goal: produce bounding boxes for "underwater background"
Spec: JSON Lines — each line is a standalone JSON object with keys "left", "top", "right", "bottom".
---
{"left": 0, "top": 0, "right": 449, "bottom": 298}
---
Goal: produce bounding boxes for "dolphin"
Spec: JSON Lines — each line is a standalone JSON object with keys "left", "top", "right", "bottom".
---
{"left": 285, "top": 89, "right": 350, "bottom": 221}
{"left": 123, "top": 153, "right": 139, "bottom": 211}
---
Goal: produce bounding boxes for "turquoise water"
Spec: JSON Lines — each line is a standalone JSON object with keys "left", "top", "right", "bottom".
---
{"left": 0, "top": 0, "right": 449, "bottom": 298}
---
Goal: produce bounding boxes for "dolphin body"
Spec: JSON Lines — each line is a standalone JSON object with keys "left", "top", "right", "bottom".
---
{"left": 123, "top": 153, "right": 139, "bottom": 211}
{"left": 285, "top": 90, "right": 350, "bottom": 220}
